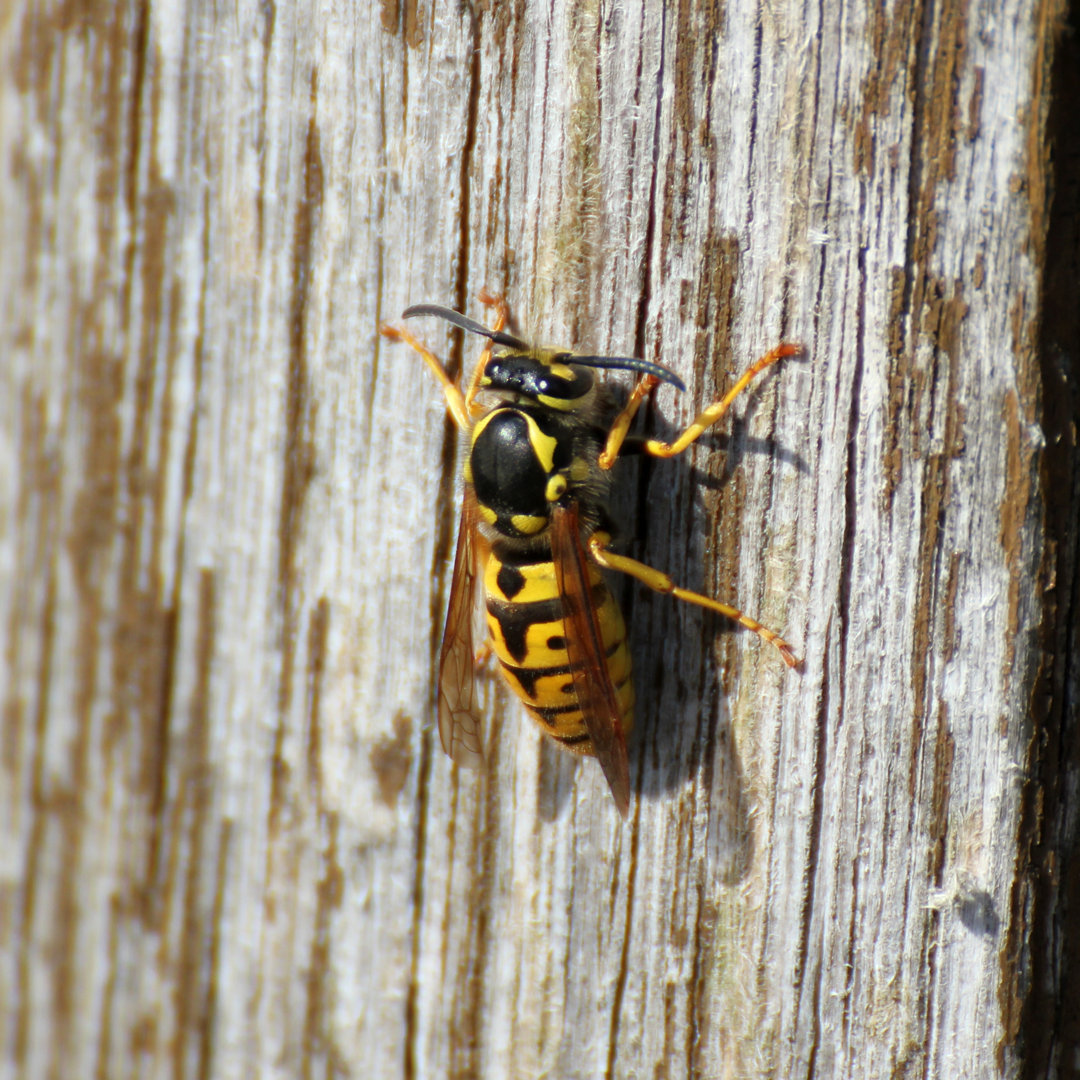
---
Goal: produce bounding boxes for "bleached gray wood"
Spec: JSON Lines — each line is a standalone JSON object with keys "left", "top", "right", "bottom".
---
{"left": 2, "top": 1, "right": 1074, "bottom": 1078}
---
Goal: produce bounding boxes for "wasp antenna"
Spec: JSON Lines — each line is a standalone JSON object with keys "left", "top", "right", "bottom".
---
{"left": 570, "top": 355, "right": 686, "bottom": 392}
{"left": 402, "top": 304, "right": 528, "bottom": 350}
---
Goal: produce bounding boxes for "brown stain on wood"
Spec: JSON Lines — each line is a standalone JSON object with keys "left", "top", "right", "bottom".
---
{"left": 3, "top": 383, "right": 61, "bottom": 769}
{"left": 695, "top": 231, "right": 744, "bottom": 688}
{"left": 941, "top": 550, "right": 961, "bottom": 664}
{"left": 3, "top": 380, "right": 59, "bottom": 1068}
{"left": 666, "top": 0, "right": 704, "bottom": 252}
{"left": 370, "top": 712, "right": 415, "bottom": 807}
{"left": 199, "top": 821, "right": 233, "bottom": 1080}
{"left": 874, "top": 0, "right": 970, "bottom": 510}
{"left": 302, "top": 816, "right": 345, "bottom": 1080}
{"left": 657, "top": 0, "right": 724, "bottom": 278}
{"left": 12, "top": 507, "right": 61, "bottom": 1071}
{"left": 170, "top": 569, "right": 219, "bottom": 1078}
{"left": 998, "top": 390, "right": 1028, "bottom": 687}
{"left": 270, "top": 66, "right": 323, "bottom": 837}
{"left": 882, "top": 267, "right": 907, "bottom": 509}
{"left": 381, "top": 0, "right": 424, "bottom": 49}
{"left": 853, "top": 0, "right": 918, "bottom": 177}
{"left": 863, "top": 0, "right": 968, "bottom": 185}
{"left": 966, "top": 66, "right": 985, "bottom": 141}
{"left": 928, "top": 711, "right": 955, "bottom": 883}
{"left": 1, "top": 388, "right": 55, "bottom": 1071}
{"left": 907, "top": 278, "right": 967, "bottom": 793}
{"left": 304, "top": 598, "right": 331, "bottom": 794}
{"left": 972, "top": 251, "right": 986, "bottom": 290}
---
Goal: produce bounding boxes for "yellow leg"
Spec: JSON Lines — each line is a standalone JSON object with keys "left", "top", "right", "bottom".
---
{"left": 599, "top": 375, "right": 660, "bottom": 469}
{"left": 476, "top": 287, "right": 509, "bottom": 327}
{"left": 462, "top": 289, "right": 511, "bottom": 412}
{"left": 645, "top": 343, "right": 801, "bottom": 458}
{"left": 379, "top": 323, "right": 471, "bottom": 430}
{"left": 600, "top": 343, "right": 802, "bottom": 468}
{"left": 587, "top": 532, "right": 800, "bottom": 668}
{"left": 381, "top": 290, "right": 512, "bottom": 426}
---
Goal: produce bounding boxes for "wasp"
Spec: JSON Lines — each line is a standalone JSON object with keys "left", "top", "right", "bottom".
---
{"left": 381, "top": 293, "right": 799, "bottom": 816}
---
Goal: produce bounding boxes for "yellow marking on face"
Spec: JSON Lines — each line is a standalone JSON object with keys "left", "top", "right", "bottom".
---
{"left": 536, "top": 393, "right": 577, "bottom": 411}
{"left": 479, "top": 504, "right": 497, "bottom": 525}
{"left": 548, "top": 361, "right": 575, "bottom": 380}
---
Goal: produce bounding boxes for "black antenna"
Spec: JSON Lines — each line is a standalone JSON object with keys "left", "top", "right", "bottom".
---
{"left": 568, "top": 355, "right": 685, "bottom": 392}
{"left": 402, "top": 306, "right": 686, "bottom": 392}
{"left": 402, "top": 305, "right": 528, "bottom": 350}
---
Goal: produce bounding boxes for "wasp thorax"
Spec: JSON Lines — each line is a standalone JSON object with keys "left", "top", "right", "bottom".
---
{"left": 482, "top": 352, "right": 594, "bottom": 408}
{"left": 469, "top": 406, "right": 573, "bottom": 538}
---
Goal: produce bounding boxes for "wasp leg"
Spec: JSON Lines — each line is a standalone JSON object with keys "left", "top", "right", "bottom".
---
{"left": 643, "top": 343, "right": 801, "bottom": 459}
{"left": 598, "top": 375, "right": 661, "bottom": 469}
{"left": 600, "top": 343, "right": 802, "bottom": 468}
{"left": 476, "top": 287, "right": 509, "bottom": 328}
{"left": 461, "top": 289, "right": 511, "bottom": 412}
{"left": 587, "top": 531, "right": 800, "bottom": 668}
{"left": 380, "top": 323, "right": 472, "bottom": 430}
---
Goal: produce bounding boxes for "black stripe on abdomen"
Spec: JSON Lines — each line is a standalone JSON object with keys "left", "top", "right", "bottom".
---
{"left": 555, "top": 732, "right": 591, "bottom": 747}
{"left": 486, "top": 596, "right": 564, "bottom": 664}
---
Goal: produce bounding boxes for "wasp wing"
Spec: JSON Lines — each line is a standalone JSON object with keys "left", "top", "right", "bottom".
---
{"left": 549, "top": 502, "right": 631, "bottom": 817}
{"left": 437, "top": 488, "right": 487, "bottom": 766}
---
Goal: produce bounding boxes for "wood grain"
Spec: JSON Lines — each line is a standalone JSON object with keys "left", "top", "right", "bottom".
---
{"left": 2, "top": 0, "right": 1077, "bottom": 1077}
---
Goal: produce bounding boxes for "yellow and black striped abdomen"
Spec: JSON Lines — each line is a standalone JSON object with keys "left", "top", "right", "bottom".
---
{"left": 483, "top": 546, "right": 634, "bottom": 754}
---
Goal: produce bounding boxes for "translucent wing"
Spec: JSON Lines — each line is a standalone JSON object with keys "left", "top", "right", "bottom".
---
{"left": 549, "top": 502, "right": 631, "bottom": 817}
{"left": 437, "top": 488, "right": 486, "bottom": 765}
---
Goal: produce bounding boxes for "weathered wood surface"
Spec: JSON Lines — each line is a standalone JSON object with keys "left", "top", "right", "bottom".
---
{"left": 2, "top": 1, "right": 1077, "bottom": 1077}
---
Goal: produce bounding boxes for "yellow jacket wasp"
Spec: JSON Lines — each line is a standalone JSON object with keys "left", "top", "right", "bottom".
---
{"left": 381, "top": 293, "right": 799, "bottom": 816}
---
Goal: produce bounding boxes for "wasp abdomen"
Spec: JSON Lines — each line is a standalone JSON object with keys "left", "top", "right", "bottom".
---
{"left": 483, "top": 545, "right": 634, "bottom": 754}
